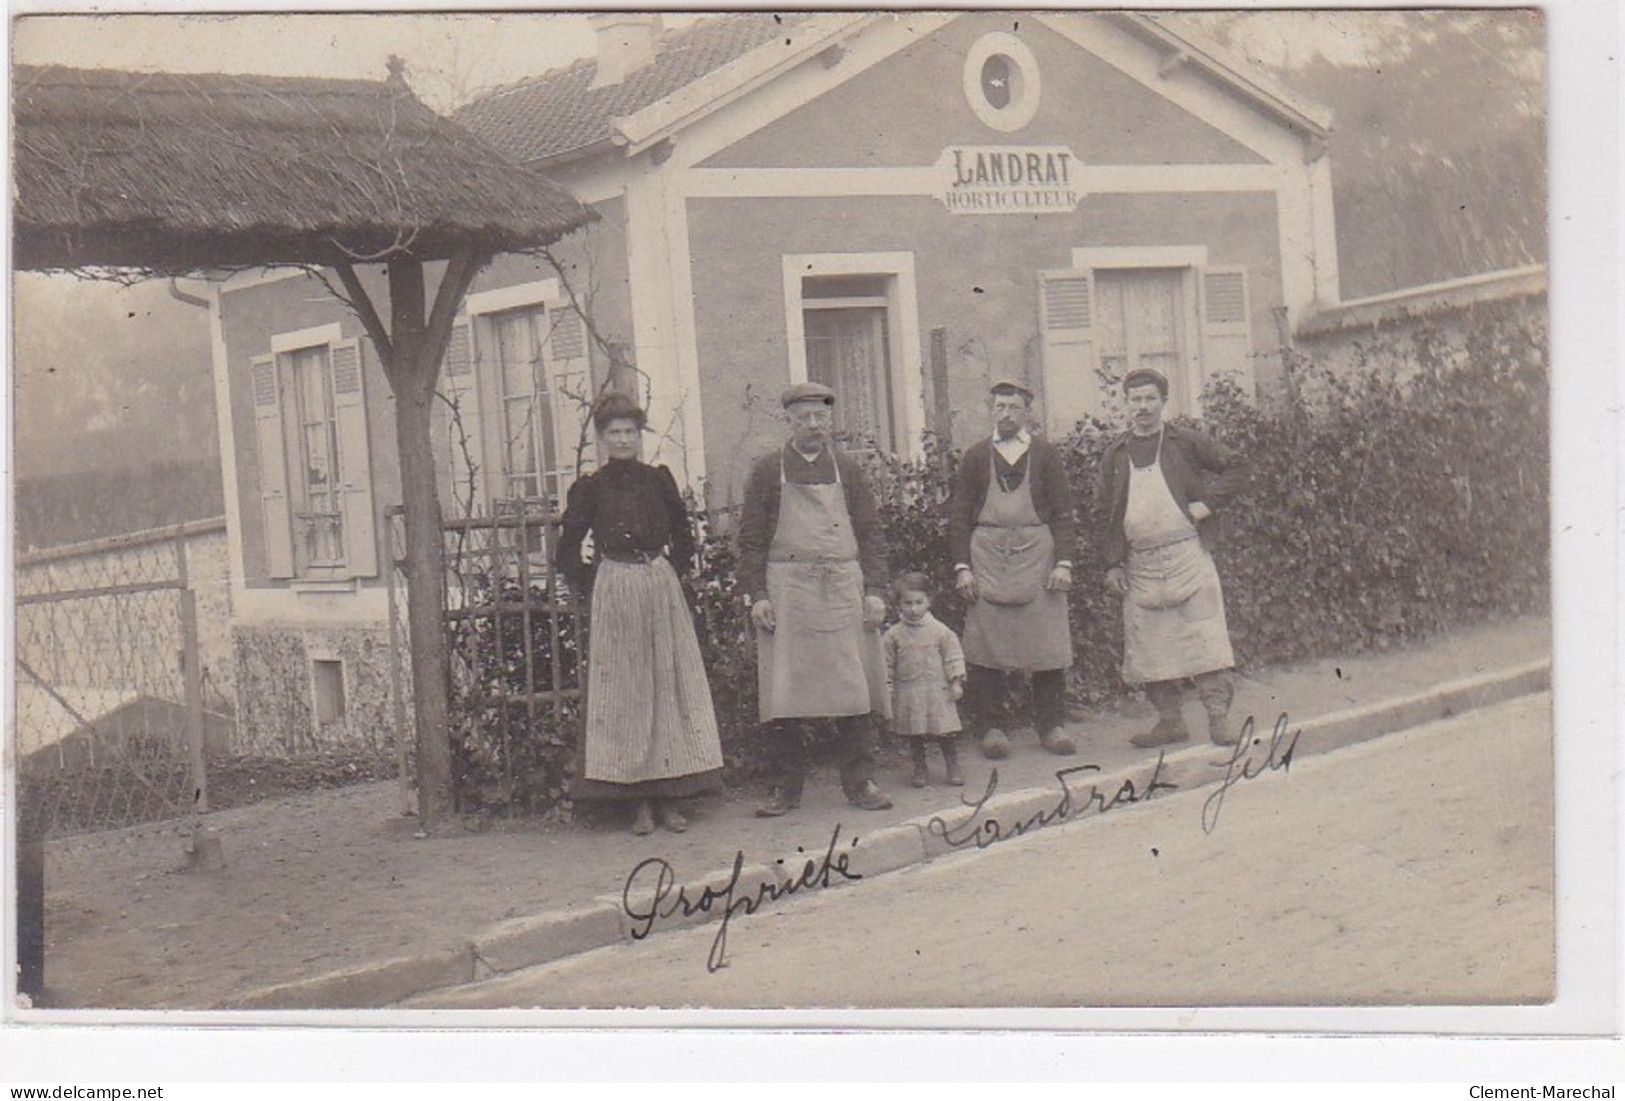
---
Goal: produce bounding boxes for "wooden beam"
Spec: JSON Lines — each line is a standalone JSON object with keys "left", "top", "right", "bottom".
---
{"left": 335, "top": 263, "right": 394, "bottom": 367}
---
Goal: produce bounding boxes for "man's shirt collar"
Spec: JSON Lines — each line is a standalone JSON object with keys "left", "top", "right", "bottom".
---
{"left": 993, "top": 427, "right": 1032, "bottom": 463}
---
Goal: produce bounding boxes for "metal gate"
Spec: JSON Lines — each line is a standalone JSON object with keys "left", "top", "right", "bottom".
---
{"left": 14, "top": 530, "right": 209, "bottom": 839}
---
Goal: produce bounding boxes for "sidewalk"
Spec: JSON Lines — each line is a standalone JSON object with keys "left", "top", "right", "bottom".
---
{"left": 35, "top": 614, "right": 1551, "bottom": 1011}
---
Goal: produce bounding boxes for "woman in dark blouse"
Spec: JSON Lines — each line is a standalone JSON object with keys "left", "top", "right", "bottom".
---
{"left": 556, "top": 392, "right": 723, "bottom": 834}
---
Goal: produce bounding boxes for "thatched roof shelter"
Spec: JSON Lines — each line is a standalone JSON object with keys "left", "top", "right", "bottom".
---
{"left": 13, "top": 62, "right": 598, "bottom": 832}
{"left": 12, "top": 63, "right": 594, "bottom": 273}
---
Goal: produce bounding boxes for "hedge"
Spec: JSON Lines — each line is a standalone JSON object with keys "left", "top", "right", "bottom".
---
{"left": 453, "top": 305, "right": 1549, "bottom": 813}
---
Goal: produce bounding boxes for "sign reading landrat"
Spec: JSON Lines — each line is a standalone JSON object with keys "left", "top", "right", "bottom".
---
{"left": 936, "top": 146, "right": 1083, "bottom": 215}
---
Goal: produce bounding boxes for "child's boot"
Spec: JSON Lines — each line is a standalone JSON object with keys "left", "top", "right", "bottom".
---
{"left": 909, "top": 740, "right": 930, "bottom": 788}
{"left": 942, "top": 738, "right": 965, "bottom": 786}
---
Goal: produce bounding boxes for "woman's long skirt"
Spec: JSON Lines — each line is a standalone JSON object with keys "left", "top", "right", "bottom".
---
{"left": 571, "top": 557, "right": 724, "bottom": 801}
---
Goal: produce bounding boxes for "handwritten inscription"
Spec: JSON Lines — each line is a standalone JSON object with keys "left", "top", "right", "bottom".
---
{"left": 1201, "top": 713, "right": 1301, "bottom": 834}
{"left": 621, "top": 713, "right": 1300, "bottom": 972}
{"left": 926, "top": 755, "right": 1179, "bottom": 851}
{"left": 622, "top": 822, "right": 860, "bottom": 973}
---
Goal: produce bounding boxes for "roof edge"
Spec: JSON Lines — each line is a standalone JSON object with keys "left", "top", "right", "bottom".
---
{"left": 609, "top": 11, "right": 876, "bottom": 156}
{"left": 1110, "top": 12, "right": 1333, "bottom": 138}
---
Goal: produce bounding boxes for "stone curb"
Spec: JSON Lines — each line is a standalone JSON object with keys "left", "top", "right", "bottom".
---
{"left": 470, "top": 903, "right": 625, "bottom": 979}
{"left": 222, "top": 944, "right": 473, "bottom": 1010}
{"left": 223, "top": 659, "right": 1550, "bottom": 1009}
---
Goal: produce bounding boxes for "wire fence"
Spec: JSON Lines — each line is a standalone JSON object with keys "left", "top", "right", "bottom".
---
{"left": 15, "top": 526, "right": 212, "bottom": 840}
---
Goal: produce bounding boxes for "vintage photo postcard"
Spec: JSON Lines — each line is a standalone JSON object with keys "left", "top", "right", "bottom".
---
{"left": 3, "top": 2, "right": 1616, "bottom": 1070}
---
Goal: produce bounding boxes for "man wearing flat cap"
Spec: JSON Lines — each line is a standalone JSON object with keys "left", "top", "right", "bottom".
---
{"left": 1093, "top": 367, "right": 1246, "bottom": 749}
{"left": 949, "top": 378, "right": 1080, "bottom": 760}
{"left": 737, "top": 380, "right": 894, "bottom": 816}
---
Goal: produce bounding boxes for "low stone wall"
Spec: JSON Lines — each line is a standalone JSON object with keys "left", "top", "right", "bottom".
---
{"left": 1295, "top": 266, "right": 1546, "bottom": 382}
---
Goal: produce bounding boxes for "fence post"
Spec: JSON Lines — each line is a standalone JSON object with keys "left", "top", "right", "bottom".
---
{"left": 16, "top": 796, "right": 45, "bottom": 1000}
{"left": 175, "top": 528, "right": 208, "bottom": 814}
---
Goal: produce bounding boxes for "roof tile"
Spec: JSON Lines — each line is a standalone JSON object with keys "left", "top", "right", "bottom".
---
{"left": 455, "top": 14, "right": 804, "bottom": 163}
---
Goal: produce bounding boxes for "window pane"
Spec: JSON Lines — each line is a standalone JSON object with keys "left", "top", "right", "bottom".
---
{"left": 803, "top": 307, "right": 893, "bottom": 452}
{"left": 493, "top": 306, "right": 559, "bottom": 505}
{"left": 303, "top": 423, "right": 331, "bottom": 489}
{"left": 981, "top": 55, "right": 1012, "bottom": 109}
{"left": 505, "top": 397, "right": 538, "bottom": 478}
{"left": 803, "top": 274, "right": 889, "bottom": 299}
{"left": 495, "top": 309, "right": 543, "bottom": 397}
{"left": 284, "top": 344, "right": 345, "bottom": 568}
{"left": 536, "top": 388, "right": 558, "bottom": 497}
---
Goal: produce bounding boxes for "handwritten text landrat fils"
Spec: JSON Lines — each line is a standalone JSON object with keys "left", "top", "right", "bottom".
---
{"left": 622, "top": 713, "right": 1300, "bottom": 971}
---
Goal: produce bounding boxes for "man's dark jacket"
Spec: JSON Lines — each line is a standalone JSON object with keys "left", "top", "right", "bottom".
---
{"left": 1092, "top": 423, "right": 1246, "bottom": 570}
{"left": 948, "top": 436, "right": 1078, "bottom": 568}
{"left": 736, "top": 442, "right": 888, "bottom": 600}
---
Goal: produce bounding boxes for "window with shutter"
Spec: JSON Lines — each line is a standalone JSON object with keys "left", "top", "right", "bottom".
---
{"left": 547, "top": 306, "right": 593, "bottom": 484}
{"left": 460, "top": 281, "right": 600, "bottom": 519}
{"left": 331, "top": 339, "right": 378, "bottom": 577}
{"left": 257, "top": 332, "right": 379, "bottom": 581}
{"left": 491, "top": 306, "right": 563, "bottom": 509}
{"left": 251, "top": 354, "right": 296, "bottom": 579}
{"left": 282, "top": 345, "right": 345, "bottom": 572}
{"left": 1038, "top": 270, "right": 1098, "bottom": 434}
{"left": 1199, "top": 266, "right": 1254, "bottom": 396}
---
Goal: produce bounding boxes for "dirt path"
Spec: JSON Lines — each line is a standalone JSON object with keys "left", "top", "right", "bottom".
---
{"left": 38, "top": 614, "right": 1549, "bottom": 1009}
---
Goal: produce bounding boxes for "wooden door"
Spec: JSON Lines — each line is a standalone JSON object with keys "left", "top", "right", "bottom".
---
{"left": 1095, "top": 268, "right": 1190, "bottom": 415}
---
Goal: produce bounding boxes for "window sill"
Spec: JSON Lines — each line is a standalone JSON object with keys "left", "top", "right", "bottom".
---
{"left": 289, "top": 576, "right": 360, "bottom": 594}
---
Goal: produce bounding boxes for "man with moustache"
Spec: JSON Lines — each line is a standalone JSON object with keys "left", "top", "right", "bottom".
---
{"left": 1094, "top": 368, "right": 1246, "bottom": 749}
{"left": 737, "top": 381, "right": 894, "bottom": 817}
{"left": 949, "top": 378, "right": 1080, "bottom": 761}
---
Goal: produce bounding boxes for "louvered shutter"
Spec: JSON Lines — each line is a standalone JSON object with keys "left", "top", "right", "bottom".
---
{"left": 434, "top": 320, "right": 482, "bottom": 520}
{"left": 547, "top": 305, "right": 594, "bottom": 490}
{"left": 1038, "top": 270, "right": 1099, "bottom": 434}
{"left": 1199, "top": 266, "right": 1254, "bottom": 395}
{"left": 330, "top": 338, "right": 379, "bottom": 577}
{"left": 251, "top": 354, "right": 296, "bottom": 579}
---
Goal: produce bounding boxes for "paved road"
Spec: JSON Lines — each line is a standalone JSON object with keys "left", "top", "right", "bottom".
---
{"left": 412, "top": 694, "right": 1554, "bottom": 1009}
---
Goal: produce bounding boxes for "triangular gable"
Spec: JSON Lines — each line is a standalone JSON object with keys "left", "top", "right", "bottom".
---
{"left": 612, "top": 11, "right": 1330, "bottom": 168}
{"left": 458, "top": 12, "right": 1330, "bottom": 170}
{"left": 696, "top": 14, "right": 1279, "bottom": 172}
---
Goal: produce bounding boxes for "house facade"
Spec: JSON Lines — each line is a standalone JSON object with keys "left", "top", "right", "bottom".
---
{"left": 210, "top": 11, "right": 1340, "bottom": 749}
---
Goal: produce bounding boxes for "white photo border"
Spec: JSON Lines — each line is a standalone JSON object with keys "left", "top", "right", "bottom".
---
{"left": 1, "top": 0, "right": 1618, "bottom": 1082}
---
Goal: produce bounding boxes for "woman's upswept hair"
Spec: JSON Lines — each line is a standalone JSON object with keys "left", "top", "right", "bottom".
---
{"left": 590, "top": 389, "right": 647, "bottom": 432}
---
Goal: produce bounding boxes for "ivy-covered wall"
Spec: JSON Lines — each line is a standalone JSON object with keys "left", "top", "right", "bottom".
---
{"left": 231, "top": 624, "right": 400, "bottom": 756}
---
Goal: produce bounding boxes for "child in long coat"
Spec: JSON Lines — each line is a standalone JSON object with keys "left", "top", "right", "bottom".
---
{"left": 883, "top": 572, "right": 967, "bottom": 787}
